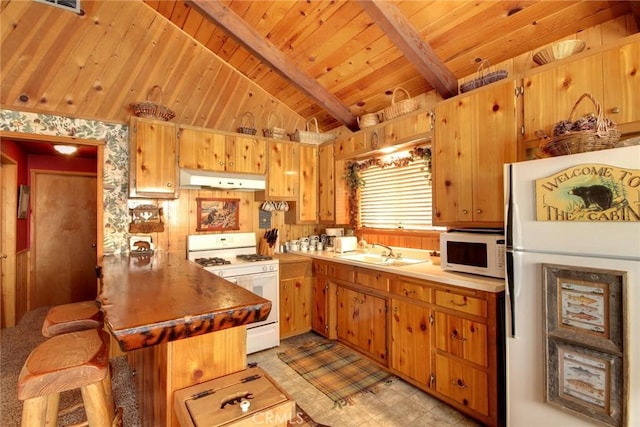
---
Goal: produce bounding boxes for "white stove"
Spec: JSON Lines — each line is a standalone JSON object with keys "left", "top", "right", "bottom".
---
{"left": 187, "top": 233, "right": 279, "bottom": 354}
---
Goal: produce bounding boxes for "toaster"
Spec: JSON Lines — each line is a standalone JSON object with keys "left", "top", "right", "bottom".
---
{"left": 334, "top": 236, "right": 358, "bottom": 253}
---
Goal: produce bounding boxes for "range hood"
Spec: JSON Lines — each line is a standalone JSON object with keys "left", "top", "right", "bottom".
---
{"left": 179, "top": 168, "right": 266, "bottom": 191}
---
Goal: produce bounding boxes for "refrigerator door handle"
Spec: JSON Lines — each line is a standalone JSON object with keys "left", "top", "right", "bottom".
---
{"left": 506, "top": 249, "right": 516, "bottom": 337}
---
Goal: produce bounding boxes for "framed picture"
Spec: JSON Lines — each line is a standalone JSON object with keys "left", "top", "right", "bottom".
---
{"left": 17, "top": 185, "right": 30, "bottom": 219}
{"left": 196, "top": 198, "right": 240, "bottom": 231}
{"left": 543, "top": 264, "right": 624, "bottom": 353}
{"left": 545, "top": 338, "right": 624, "bottom": 426}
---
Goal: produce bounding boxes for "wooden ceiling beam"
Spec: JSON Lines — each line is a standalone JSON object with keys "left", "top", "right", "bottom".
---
{"left": 187, "top": 0, "right": 359, "bottom": 131}
{"left": 356, "top": 0, "right": 459, "bottom": 99}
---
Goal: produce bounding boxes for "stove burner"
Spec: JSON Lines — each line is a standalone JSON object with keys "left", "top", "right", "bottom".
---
{"left": 236, "top": 254, "right": 273, "bottom": 262}
{"left": 195, "top": 257, "right": 232, "bottom": 267}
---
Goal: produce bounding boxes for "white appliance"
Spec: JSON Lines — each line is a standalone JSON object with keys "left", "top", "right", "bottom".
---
{"left": 186, "top": 233, "right": 279, "bottom": 354}
{"left": 504, "top": 145, "right": 640, "bottom": 427}
{"left": 334, "top": 236, "right": 358, "bottom": 253}
{"left": 440, "top": 230, "right": 506, "bottom": 278}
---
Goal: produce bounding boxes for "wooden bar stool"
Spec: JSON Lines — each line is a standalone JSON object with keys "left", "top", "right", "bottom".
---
{"left": 17, "top": 329, "right": 116, "bottom": 427}
{"left": 42, "top": 300, "right": 104, "bottom": 338}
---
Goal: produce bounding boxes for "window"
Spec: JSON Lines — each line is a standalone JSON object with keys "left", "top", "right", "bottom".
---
{"left": 359, "top": 158, "right": 436, "bottom": 230}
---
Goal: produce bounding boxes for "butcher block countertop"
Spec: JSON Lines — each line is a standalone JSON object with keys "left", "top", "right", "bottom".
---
{"left": 97, "top": 252, "right": 271, "bottom": 352}
{"left": 287, "top": 249, "right": 505, "bottom": 293}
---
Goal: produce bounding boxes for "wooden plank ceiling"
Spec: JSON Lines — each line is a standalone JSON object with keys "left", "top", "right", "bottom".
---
{"left": 1, "top": 0, "right": 636, "bottom": 134}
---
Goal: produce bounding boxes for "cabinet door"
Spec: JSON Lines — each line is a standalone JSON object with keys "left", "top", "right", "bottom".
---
{"left": 435, "top": 354, "right": 489, "bottom": 416}
{"left": 470, "top": 81, "right": 517, "bottom": 223}
{"left": 433, "top": 94, "right": 473, "bottom": 224}
{"left": 358, "top": 292, "right": 387, "bottom": 364}
{"left": 334, "top": 159, "right": 350, "bottom": 225}
{"left": 318, "top": 143, "right": 335, "bottom": 223}
{"left": 227, "top": 135, "right": 266, "bottom": 174}
{"left": 523, "top": 54, "right": 604, "bottom": 142}
{"left": 178, "top": 126, "right": 225, "bottom": 171}
{"left": 312, "top": 276, "right": 329, "bottom": 337}
{"left": 390, "top": 299, "right": 431, "bottom": 385}
{"left": 435, "top": 311, "right": 487, "bottom": 367}
{"left": 298, "top": 144, "right": 317, "bottom": 222}
{"left": 602, "top": 41, "right": 640, "bottom": 125}
{"left": 336, "top": 286, "right": 360, "bottom": 347}
{"left": 280, "top": 276, "right": 312, "bottom": 338}
{"left": 130, "top": 118, "right": 178, "bottom": 198}
{"left": 267, "top": 141, "right": 298, "bottom": 198}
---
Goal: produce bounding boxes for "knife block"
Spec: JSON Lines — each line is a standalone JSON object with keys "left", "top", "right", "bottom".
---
{"left": 258, "top": 236, "right": 277, "bottom": 256}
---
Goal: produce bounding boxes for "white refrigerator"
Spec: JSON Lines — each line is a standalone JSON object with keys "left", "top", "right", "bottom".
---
{"left": 504, "top": 145, "right": 640, "bottom": 427}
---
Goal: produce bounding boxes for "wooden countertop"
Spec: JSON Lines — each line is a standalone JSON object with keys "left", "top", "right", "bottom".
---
{"left": 97, "top": 252, "right": 271, "bottom": 351}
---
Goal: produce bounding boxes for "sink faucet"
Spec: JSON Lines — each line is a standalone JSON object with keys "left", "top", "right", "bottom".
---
{"left": 373, "top": 243, "right": 399, "bottom": 259}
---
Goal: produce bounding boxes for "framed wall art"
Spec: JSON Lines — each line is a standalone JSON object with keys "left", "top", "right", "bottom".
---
{"left": 545, "top": 338, "right": 623, "bottom": 426}
{"left": 543, "top": 264, "right": 624, "bottom": 353}
{"left": 542, "top": 264, "right": 627, "bottom": 426}
{"left": 196, "top": 198, "right": 240, "bottom": 231}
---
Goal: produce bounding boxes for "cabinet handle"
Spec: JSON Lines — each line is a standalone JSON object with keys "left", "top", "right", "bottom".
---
{"left": 450, "top": 298, "right": 468, "bottom": 307}
{"left": 166, "top": 182, "right": 172, "bottom": 187}
{"left": 229, "top": 162, "right": 234, "bottom": 166}
{"left": 402, "top": 289, "right": 416, "bottom": 297}
{"left": 476, "top": 209, "right": 482, "bottom": 214}
{"left": 611, "top": 107, "right": 620, "bottom": 114}
{"left": 352, "top": 297, "right": 358, "bottom": 302}
{"left": 451, "top": 331, "right": 467, "bottom": 342}
{"left": 219, "top": 161, "right": 225, "bottom": 166}
{"left": 462, "top": 209, "right": 468, "bottom": 214}
{"left": 452, "top": 379, "right": 468, "bottom": 389}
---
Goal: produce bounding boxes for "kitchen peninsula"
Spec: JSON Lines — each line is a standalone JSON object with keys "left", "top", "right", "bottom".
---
{"left": 97, "top": 252, "right": 272, "bottom": 427}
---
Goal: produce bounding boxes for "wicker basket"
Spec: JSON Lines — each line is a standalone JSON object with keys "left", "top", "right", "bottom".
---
{"left": 290, "top": 118, "right": 337, "bottom": 144}
{"left": 263, "top": 111, "right": 287, "bottom": 139}
{"left": 459, "top": 60, "right": 508, "bottom": 93}
{"left": 129, "top": 85, "right": 175, "bottom": 121}
{"left": 357, "top": 112, "right": 381, "bottom": 129}
{"left": 533, "top": 40, "right": 586, "bottom": 65}
{"left": 539, "top": 93, "right": 621, "bottom": 157}
{"left": 382, "top": 87, "right": 419, "bottom": 121}
{"left": 237, "top": 111, "right": 257, "bottom": 135}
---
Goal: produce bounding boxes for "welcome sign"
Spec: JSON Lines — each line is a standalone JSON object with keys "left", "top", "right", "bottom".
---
{"left": 535, "top": 164, "right": 640, "bottom": 222}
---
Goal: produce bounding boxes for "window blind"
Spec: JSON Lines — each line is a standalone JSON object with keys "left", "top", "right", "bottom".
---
{"left": 359, "top": 160, "right": 433, "bottom": 230}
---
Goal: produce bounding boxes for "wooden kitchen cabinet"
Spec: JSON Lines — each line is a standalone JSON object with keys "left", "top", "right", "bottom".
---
{"left": 601, "top": 40, "right": 640, "bottom": 125}
{"left": 260, "top": 140, "right": 298, "bottom": 200}
{"left": 279, "top": 258, "right": 312, "bottom": 339}
{"left": 333, "top": 159, "right": 350, "bottom": 225}
{"left": 522, "top": 54, "right": 604, "bottom": 143}
{"left": 383, "top": 111, "right": 431, "bottom": 146}
{"left": 179, "top": 126, "right": 266, "bottom": 174}
{"left": 285, "top": 144, "right": 317, "bottom": 224}
{"left": 129, "top": 117, "right": 179, "bottom": 198}
{"left": 336, "top": 285, "right": 387, "bottom": 365}
{"left": 318, "top": 142, "right": 335, "bottom": 223}
{"left": 432, "top": 79, "right": 517, "bottom": 227}
{"left": 432, "top": 286, "right": 501, "bottom": 426}
{"left": 390, "top": 298, "right": 432, "bottom": 386}
{"left": 334, "top": 133, "right": 366, "bottom": 159}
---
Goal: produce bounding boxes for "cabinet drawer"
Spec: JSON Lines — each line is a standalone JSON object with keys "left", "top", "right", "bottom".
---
{"left": 435, "top": 354, "right": 489, "bottom": 416}
{"left": 312, "top": 261, "right": 328, "bottom": 276}
{"left": 356, "top": 269, "right": 389, "bottom": 292}
{"left": 435, "top": 311, "right": 487, "bottom": 367}
{"left": 435, "top": 290, "right": 487, "bottom": 317}
{"left": 328, "top": 264, "right": 355, "bottom": 282}
{"left": 390, "top": 280, "right": 431, "bottom": 303}
{"left": 280, "top": 261, "right": 311, "bottom": 280}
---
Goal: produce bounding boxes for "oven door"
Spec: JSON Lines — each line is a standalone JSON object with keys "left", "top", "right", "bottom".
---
{"left": 227, "top": 272, "right": 278, "bottom": 328}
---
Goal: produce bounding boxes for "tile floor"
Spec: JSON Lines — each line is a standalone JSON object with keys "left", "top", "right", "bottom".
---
{"left": 248, "top": 332, "right": 482, "bottom": 427}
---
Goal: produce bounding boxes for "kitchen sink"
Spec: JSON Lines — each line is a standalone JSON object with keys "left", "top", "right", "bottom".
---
{"left": 336, "top": 253, "right": 427, "bottom": 267}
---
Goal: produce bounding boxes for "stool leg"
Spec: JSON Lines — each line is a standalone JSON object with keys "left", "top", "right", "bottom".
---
{"left": 81, "top": 381, "right": 112, "bottom": 427}
{"left": 45, "top": 393, "right": 60, "bottom": 426}
{"left": 102, "top": 366, "right": 115, "bottom": 421}
{"left": 21, "top": 395, "right": 48, "bottom": 427}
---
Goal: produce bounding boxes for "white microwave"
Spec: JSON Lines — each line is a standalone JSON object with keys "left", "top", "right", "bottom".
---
{"left": 440, "top": 231, "right": 506, "bottom": 279}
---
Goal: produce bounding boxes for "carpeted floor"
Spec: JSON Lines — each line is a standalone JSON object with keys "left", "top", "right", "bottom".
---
{"left": 0, "top": 307, "right": 142, "bottom": 426}
{"left": 278, "top": 341, "right": 393, "bottom": 407}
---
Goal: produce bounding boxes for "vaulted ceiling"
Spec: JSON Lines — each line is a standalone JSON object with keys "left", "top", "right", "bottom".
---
{"left": 1, "top": 0, "right": 638, "bottom": 135}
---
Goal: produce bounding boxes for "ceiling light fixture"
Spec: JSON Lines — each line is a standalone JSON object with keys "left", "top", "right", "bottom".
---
{"left": 53, "top": 145, "right": 78, "bottom": 155}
